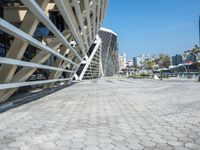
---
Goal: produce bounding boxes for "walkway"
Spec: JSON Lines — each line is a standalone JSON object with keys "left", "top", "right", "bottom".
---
{"left": 0, "top": 79, "right": 200, "bottom": 150}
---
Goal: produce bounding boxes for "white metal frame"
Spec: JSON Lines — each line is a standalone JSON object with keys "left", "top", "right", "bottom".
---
{"left": 0, "top": 0, "right": 107, "bottom": 102}
{"left": 0, "top": 19, "right": 78, "bottom": 66}
{"left": 77, "top": 35, "right": 102, "bottom": 80}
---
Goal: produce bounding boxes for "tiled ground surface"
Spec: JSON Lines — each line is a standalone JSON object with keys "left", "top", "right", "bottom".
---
{"left": 0, "top": 78, "right": 200, "bottom": 150}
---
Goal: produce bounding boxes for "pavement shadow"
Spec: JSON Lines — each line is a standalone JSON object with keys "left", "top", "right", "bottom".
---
{"left": 0, "top": 82, "right": 77, "bottom": 113}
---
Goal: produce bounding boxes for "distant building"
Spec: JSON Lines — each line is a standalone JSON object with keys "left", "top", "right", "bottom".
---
{"left": 127, "top": 59, "right": 133, "bottom": 67}
{"left": 185, "top": 53, "right": 197, "bottom": 63}
{"left": 119, "top": 53, "right": 127, "bottom": 70}
{"left": 99, "top": 28, "right": 119, "bottom": 77}
{"left": 171, "top": 54, "right": 183, "bottom": 66}
{"left": 133, "top": 57, "right": 137, "bottom": 67}
{"left": 136, "top": 54, "right": 148, "bottom": 68}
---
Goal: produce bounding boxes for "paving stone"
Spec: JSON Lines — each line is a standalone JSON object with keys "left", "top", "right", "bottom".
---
{"left": 53, "top": 146, "right": 70, "bottom": 150}
{"left": 143, "top": 147, "right": 160, "bottom": 150}
{"left": 98, "top": 138, "right": 113, "bottom": 143}
{"left": 113, "top": 145, "right": 130, "bottom": 150}
{"left": 185, "top": 142, "right": 200, "bottom": 149}
{"left": 111, "top": 135, "right": 125, "bottom": 141}
{"left": 127, "top": 142, "right": 144, "bottom": 149}
{"left": 152, "top": 138, "right": 167, "bottom": 144}
{"left": 163, "top": 135, "right": 178, "bottom": 141}
{"left": 83, "top": 146, "right": 101, "bottom": 150}
{"left": 8, "top": 141, "right": 26, "bottom": 148}
{"left": 0, "top": 79, "right": 200, "bottom": 150}
{"left": 3, "top": 148, "right": 20, "bottom": 150}
{"left": 174, "top": 147, "right": 191, "bottom": 150}
{"left": 55, "top": 139, "right": 71, "bottom": 146}
{"left": 69, "top": 142, "right": 85, "bottom": 149}
{"left": 168, "top": 141, "right": 183, "bottom": 146}
{"left": 156, "top": 143, "right": 173, "bottom": 150}
{"left": 38, "top": 142, "right": 56, "bottom": 149}
{"left": 83, "top": 139, "right": 99, "bottom": 146}
{"left": 0, "top": 143, "right": 8, "bottom": 149}
{"left": 98, "top": 143, "right": 115, "bottom": 150}
{"left": 178, "top": 137, "right": 193, "bottom": 143}
{"left": 70, "top": 137, "right": 85, "bottom": 143}
{"left": 140, "top": 140, "right": 156, "bottom": 147}
{"left": 20, "top": 145, "right": 40, "bottom": 150}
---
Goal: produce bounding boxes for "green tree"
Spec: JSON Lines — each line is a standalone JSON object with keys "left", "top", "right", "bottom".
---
{"left": 157, "top": 53, "right": 171, "bottom": 68}
{"left": 146, "top": 59, "right": 155, "bottom": 70}
{"left": 154, "top": 53, "right": 170, "bottom": 80}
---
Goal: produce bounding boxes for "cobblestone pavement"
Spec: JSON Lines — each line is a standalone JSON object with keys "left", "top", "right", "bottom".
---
{"left": 0, "top": 78, "right": 200, "bottom": 150}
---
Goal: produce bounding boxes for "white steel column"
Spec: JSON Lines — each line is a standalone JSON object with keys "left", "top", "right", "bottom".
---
{"left": 92, "top": 0, "right": 97, "bottom": 39}
{"left": 72, "top": 0, "right": 89, "bottom": 49}
{"left": 96, "top": 0, "right": 102, "bottom": 33}
{"left": 84, "top": 0, "right": 93, "bottom": 44}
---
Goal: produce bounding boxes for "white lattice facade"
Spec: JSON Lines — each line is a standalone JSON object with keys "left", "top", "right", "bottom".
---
{"left": 0, "top": 0, "right": 108, "bottom": 102}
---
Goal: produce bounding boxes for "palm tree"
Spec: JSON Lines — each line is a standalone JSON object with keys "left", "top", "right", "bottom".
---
{"left": 156, "top": 53, "right": 170, "bottom": 80}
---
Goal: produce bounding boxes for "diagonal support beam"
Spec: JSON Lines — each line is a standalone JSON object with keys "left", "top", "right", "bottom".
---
{"left": 84, "top": 0, "right": 93, "bottom": 44}
{"left": 0, "top": 0, "right": 49, "bottom": 84}
{"left": 0, "top": 31, "right": 71, "bottom": 103}
{"left": 54, "top": 0, "right": 86, "bottom": 55}
{"left": 72, "top": 0, "right": 89, "bottom": 49}
{"left": 21, "top": 0, "right": 82, "bottom": 61}
{"left": 78, "top": 35, "right": 101, "bottom": 81}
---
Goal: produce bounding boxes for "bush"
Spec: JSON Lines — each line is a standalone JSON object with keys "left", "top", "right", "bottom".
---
{"left": 128, "top": 74, "right": 151, "bottom": 79}
{"left": 140, "top": 73, "right": 151, "bottom": 77}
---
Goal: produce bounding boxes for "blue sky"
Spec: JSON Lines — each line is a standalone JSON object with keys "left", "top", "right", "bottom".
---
{"left": 103, "top": 0, "right": 200, "bottom": 59}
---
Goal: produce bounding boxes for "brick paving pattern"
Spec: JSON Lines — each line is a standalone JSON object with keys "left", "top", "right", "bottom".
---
{"left": 0, "top": 78, "right": 200, "bottom": 150}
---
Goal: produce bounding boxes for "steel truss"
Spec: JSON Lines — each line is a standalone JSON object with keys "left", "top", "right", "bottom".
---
{"left": 0, "top": 0, "right": 108, "bottom": 103}
{"left": 75, "top": 35, "right": 103, "bottom": 81}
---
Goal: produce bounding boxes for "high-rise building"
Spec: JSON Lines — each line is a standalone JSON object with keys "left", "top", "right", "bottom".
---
{"left": 133, "top": 57, "right": 137, "bottom": 67}
{"left": 171, "top": 54, "right": 183, "bottom": 66}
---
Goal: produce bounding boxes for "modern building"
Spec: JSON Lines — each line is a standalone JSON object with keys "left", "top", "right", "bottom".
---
{"left": 119, "top": 53, "right": 127, "bottom": 71}
{"left": 0, "top": 0, "right": 108, "bottom": 103}
{"left": 75, "top": 27, "right": 119, "bottom": 80}
{"left": 98, "top": 27, "right": 119, "bottom": 77}
{"left": 133, "top": 57, "right": 137, "bottom": 67}
{"left": 171, "top": 54, "right": 183, "bottom": 66}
